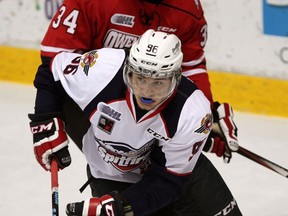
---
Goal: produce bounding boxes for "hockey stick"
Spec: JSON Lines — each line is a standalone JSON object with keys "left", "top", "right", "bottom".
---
{"left": 237, "top": 146, "right": 288, "bottom": 178}
{"left": 51, "top": 158, "right": 59, "bottom": 216}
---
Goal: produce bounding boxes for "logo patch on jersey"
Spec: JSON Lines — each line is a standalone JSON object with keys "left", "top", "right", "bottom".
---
{"left": 80, "top": 50, "right": 98, "bottom": 75}
{"left": 98, "top": 102, "right": 122, "bottom": 121}
{"left": 95, "top": 137, "right": 156, "bottom": 172}
{"left": 157, "top": 26, "right": 177, "bottom": 33}
{"left": 147, "top": 128, "right": 170, "bottom": 141}
{"left": 214, "top": 198, "right": 237, "bottom": 216}
{"left": 103, "top": 30, "right": 139, "bottom": 49}
{"left": 111, "top": 14, "right": 135, "bottom": 27}
{"left": 98, "top": 115, "right": 115, "bottom": 134}
{"left": 194, "top": 113, "right": 212, "bottom": 134}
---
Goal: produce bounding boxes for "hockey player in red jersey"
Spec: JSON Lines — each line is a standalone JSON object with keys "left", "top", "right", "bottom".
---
{"left": 29, "top": 29, "right": 242, "bottom": 216}
{"left": 37, "top": 0, "right": 238, "bottom": 163}
{"left": 41, "top": 0, "right": 211, "bottom": 102}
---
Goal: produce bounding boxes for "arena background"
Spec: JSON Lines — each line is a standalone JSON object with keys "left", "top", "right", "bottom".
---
{"left": 0, "top": 0, "right": 287, "bottom": 118}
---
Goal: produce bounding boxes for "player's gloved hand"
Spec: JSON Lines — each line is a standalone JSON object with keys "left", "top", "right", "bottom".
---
{"left": 203, "top": 132, "right": 226, "bottom": 157}
{"left": 204, "top": 102, "right": 239, "bottom": 163}
{"left": 66, "top": 191, "right": 133, "bottom": 216}
{"left": 28, "top": 113, "right": 71, "bottom": 171}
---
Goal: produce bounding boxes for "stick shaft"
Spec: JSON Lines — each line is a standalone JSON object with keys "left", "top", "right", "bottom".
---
{"left": 51, "top": 159, "right": 59, "bottom": 216}
{"left": 237, "top": 146, "right": 288, "bottom": 178}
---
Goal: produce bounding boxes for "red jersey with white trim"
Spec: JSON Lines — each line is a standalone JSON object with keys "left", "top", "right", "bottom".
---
{"left": 41, "top": 0, "right": 213, "bottom": 104}
{"left": 50, "top": 48, "right": 212, "bottom": 214}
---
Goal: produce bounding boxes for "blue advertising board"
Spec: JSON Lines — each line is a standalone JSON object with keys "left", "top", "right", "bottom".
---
{"left": 263, "top": 0, "right": 288, "bottom": 37}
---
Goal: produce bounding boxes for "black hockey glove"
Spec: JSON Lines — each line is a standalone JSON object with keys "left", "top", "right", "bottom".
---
{"left": 203, "top": 102, "right": 239, "bottom": 163}
{"left": 29, "top": 113, "right": 71, "bottom": 171}
{"left": 66, "top": 191, "right": 133, "bottom": 216}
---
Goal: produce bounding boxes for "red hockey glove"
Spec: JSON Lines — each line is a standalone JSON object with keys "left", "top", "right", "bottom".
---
{"left": 29, "top": 113, "right": 71, "bottom": 171}
{"left": 203, "top": 132, "right": 226, "bottom": 157}
{"left": 204, "top": 102, "right": 239, "bottom": 163}
{"left": 66, "top": 191, "right": 133, "bottom": 216}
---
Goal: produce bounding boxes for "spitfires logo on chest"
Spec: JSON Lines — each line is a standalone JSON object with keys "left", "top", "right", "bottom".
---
{"left": 95, "top": 137, "right": 155, "bottom": 172}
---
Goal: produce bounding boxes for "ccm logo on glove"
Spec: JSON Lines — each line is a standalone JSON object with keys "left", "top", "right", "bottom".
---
{"left": 29, "top": 115, "right": 71, "bottom": 171}
{"left": 30, "top": 121, "right": 55, "bottom": 134}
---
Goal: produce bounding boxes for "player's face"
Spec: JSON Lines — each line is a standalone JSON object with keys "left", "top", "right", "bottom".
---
{"left": 130, "top": 74, "right": 172, "bottom": 110}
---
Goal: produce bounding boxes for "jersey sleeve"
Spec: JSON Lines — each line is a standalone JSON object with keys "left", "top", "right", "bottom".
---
{"left": 178, "top": 1, "right": 213, "bottom": 105}
{"left": 165, "top": 91, "right": 212, "bottom": 173}
{"left": 34, "top": 0, "right": 100, "bottom": 114}
{"left": 187, "top": 72, "right": 213, "bottom": 108}
{"left": 50, "top": 48, "right": 126, "bottom": 110}
{"left": 40, "top": 0, "right": 98, "bottom": 57}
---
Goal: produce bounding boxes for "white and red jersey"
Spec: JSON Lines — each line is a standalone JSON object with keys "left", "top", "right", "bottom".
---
{"left": 41, "top": 0, "right": 213, "bottom": 104}
{"left": 50, "top": 48, "right": 212, "bottom": 214}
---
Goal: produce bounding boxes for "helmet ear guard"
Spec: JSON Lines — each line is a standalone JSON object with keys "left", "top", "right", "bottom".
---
{"left": 124, "top": 29, "right": 183, "bottom": 98}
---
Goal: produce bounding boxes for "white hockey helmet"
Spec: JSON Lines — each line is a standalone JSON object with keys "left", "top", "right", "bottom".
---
{"left": 124, "top": 29, "right": 183, "bottom": 99}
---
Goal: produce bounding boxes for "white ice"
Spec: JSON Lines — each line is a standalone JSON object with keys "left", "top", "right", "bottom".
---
{"left": 0, "top": 82, "right": 287, "bottom": 216}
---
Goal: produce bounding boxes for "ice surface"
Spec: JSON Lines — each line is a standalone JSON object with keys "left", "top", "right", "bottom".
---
{"left": 0, "top": 82, "right": 287, "bottom": 216}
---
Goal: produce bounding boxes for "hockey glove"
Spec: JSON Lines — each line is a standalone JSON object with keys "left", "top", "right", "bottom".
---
{"left": 29, "top": 113, "right": 71, "bottom": 171}
{"left": 203, "top": 132, "right": 226, "bottom": 157}
{"left": 66, "top": 191, "right": 133, "bottom": 216}
{"left": 204, "top": 102, "right": 239, "bottom": 163}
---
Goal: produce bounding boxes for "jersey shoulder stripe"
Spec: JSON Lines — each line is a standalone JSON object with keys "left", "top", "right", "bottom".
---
{"left": 83, "top": 62, "right": 126, "bottom": 117}
{"left": 161, "top": 77, "right": 198, "bottom": 138}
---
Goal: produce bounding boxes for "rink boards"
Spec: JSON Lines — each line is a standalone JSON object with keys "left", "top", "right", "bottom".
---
{"left": 1, "top": 45, "right": 287, "bottom": 118}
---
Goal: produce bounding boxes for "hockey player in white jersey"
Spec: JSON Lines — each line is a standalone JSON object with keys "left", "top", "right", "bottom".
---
{"left": 29, "top": 30, "right": 242, "bottom": 215}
